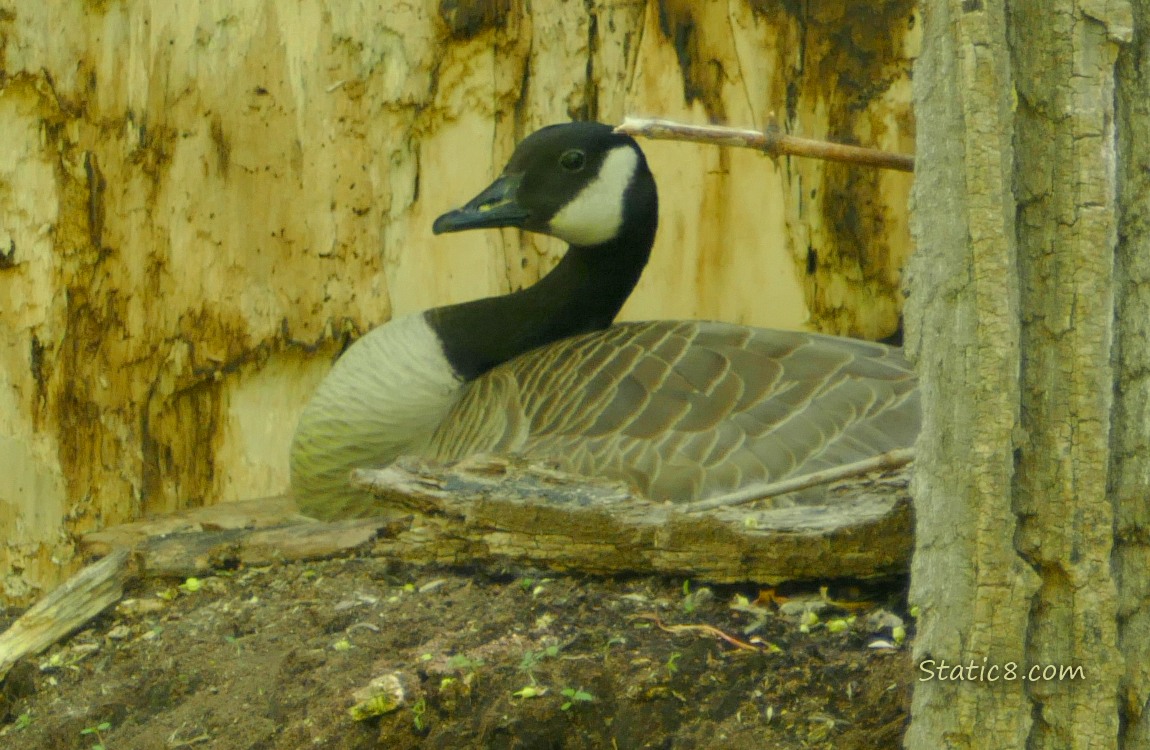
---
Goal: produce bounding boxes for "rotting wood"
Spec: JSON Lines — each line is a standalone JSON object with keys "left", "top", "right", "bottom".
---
{"left": 615, "top": 117, "right": 916, "bottom": 172}
{"left": 0, "top": 514, "right": 400, "bottom": 685}
{"left": 132, "top": 515, "right": 410, "bottom": 579}
{"left": 351, "top": 455, "right": 913, "bottom": 583}
{"left": 81, "top": 495, "right": 310, "bottom": 556}
{"left": 2, "top": 456, "right": 911, "bottom": 686}
{"left": 0, "top": 549, "right": 131, "bottom": 683}
{"left": 79, "top": 500, "right": 405, "bottom": 579}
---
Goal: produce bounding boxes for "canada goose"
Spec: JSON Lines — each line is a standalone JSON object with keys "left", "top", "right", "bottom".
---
{"left": 290, "top": 122, "right": 919, "bottom": 520}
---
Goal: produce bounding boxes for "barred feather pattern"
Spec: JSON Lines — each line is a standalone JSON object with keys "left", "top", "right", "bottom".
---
{"left": 422, "top": 320, "right": 919, "bottom": 503}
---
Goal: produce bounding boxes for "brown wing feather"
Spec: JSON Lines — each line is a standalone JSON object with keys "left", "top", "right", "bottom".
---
{"left": 424, "top": 320, "right": 919, "bottom": 503}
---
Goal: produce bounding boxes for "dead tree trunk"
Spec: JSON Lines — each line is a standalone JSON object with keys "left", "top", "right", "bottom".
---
{"left": 1114, "top": 2, "right": 1150, "bottom": 744}
{"left": 907, "top": 0, "right": 1146, "bottom": 748}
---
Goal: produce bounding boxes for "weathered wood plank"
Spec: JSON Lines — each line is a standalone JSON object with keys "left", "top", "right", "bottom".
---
{"left": 0, "top": 549, "right": 131, "bottom": 682}
{"left": 81, "top": 495, "right": 307, "bottom": 556}
{"left": 135, "top": 516, "right": 409, "bottom": 579}
{"left": 351, "top": 456, "right": 913, "bottom": 583}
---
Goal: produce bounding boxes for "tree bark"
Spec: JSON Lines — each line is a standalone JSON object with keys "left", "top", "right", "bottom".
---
{"left": 908, "top": 0, "right": 1138, "bottom": 748}
{"left": 1010, "top": 2, "right": 1127, "bottom": 746}
{"left": 904, "top": 0, "right": 1037, "bottom": 746}
{"left": 1114, "top": 2, "right": 1150, "bottom": 744}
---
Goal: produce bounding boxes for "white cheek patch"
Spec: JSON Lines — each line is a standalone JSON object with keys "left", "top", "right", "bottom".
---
{"left": 547, "top": 146, "right": 638, "bottom": 246}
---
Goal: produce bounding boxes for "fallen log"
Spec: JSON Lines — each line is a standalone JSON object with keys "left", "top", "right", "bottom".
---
{"left": 2, "top": 454, "right": 911, "bottom": 686}
{"left": 81, "top": 494, "right": 308, "bottom": 554}
{"left": 352, "top": 455, "right": 913, "bottom": 584}
{"left": 78, "top": 455, "right": 912, "bottom": 584}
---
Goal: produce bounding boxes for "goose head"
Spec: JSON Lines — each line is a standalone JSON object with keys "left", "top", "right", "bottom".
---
{"left": 424, "top": 122, "right": 661, "bottom": 380}
{"left": 433, "top": 122, "right": 658, "bottom": 250}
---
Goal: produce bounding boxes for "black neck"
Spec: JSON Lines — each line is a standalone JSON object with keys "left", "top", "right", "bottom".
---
{"left": 427, "top": 196, "right": 657, "bottom": 381}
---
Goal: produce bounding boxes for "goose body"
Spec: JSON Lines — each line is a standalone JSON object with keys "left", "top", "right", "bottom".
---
{"left": 290, "top": 123, "right": 919, "bottom": 520}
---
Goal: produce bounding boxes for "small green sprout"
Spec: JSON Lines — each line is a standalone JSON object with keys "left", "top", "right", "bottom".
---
{"left": 665, "top": 651, "right": 681, "bottom": 677}
{"left": 518, "top": 645, "right": 560, "bottom": 680}
{"left": 80, "top": 720, "right": 112, "bottom": 750}
{"left": 560, "top": 687, "right": 595, "bottom": 710}
{"left": 411, "top": 698, "right": 427, "bottom": 731}
{"left": 681, "top": 579, "right": 697, "bottom": 613}
{"left": 519, "top": 650, "right": 541, "bottom": 673}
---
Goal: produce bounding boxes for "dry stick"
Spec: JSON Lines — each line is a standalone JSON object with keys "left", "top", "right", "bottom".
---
{"left": 614, "top": 117, "right": 915, "bottom": 173}
{"left": 633, "top": 613, "right": 763, "bottom": 652}
{"left": 681, "top": 448, "right": 915, "bottom": 514}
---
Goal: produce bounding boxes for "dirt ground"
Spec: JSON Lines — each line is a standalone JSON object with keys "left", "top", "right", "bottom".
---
{"left": 0, "top": 556, "right": 912, "bottom": 749}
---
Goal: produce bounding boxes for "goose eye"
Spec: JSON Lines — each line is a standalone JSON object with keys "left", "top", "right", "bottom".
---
{"left": 559, "top": 149, "right": 586, "bottom": 172}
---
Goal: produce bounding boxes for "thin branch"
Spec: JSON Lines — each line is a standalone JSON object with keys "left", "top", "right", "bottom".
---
{"left": 615, "top": 117, "right": 915, "bottom": 173}
{"left": 681, "top": 448, "right": 915, "bottom": 514}
{"left": 632, "top": 613, "right": 764, "bottom": 652}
